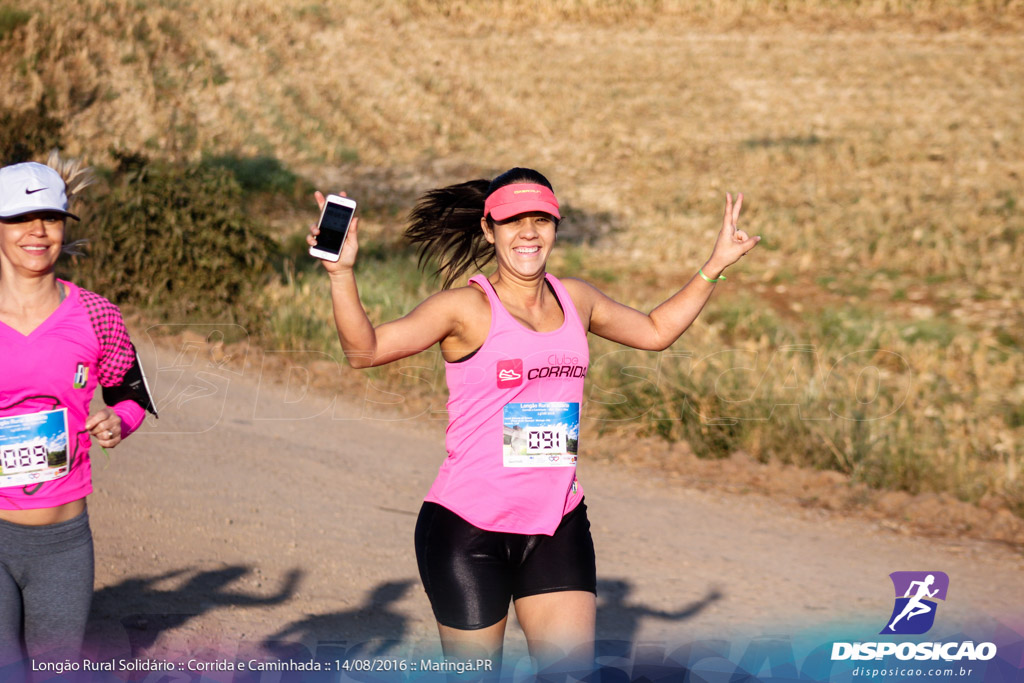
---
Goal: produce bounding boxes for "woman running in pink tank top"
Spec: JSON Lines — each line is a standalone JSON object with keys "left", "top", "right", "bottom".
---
{"left": 308, "top": 167, "right": 760, "bottom": 675}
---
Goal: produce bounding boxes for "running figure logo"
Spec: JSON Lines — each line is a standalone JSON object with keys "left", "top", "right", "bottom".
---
{"left": 881, "top": 571, "right": 949, "bottom": 635}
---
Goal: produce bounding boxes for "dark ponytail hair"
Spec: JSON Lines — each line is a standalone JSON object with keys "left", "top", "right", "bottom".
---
{"left": 405, "top": 168, "right": 555, "bottom": 289}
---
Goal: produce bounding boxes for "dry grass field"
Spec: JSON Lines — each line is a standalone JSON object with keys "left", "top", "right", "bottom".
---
{"left": 2, "top": 0, "right": 1023, "bottom": 522}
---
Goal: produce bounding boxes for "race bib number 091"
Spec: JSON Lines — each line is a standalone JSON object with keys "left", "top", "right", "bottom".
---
{"left": 0, "top": 409, "right": 70, "bottom": 488}
{"left": 503, "top": 402, "right": 579, "bottom": 468}
{"left": 526, "top": 428, "right": 566, "bottom": 454}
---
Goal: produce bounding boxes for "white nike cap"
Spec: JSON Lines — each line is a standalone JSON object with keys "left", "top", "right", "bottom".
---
{"left": 0, "top": 162, "right": 80, "bottom": 221}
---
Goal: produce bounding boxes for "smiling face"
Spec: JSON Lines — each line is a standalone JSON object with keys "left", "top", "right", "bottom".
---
{"left": 0, "top": 211, "right": 66, "bottom": 278}
{"left": 481, "top": 211, "right": 557, "bottom": 281}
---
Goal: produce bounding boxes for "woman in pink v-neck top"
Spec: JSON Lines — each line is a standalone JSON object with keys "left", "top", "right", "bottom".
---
{"left": 309, "top": 167, "right": 760, "bottom": 672}
{"left": 0, "top": 280, "right": 147, "bottom": 509}
{"left": 0, "top": 159, "right": 156, "bottom": 668}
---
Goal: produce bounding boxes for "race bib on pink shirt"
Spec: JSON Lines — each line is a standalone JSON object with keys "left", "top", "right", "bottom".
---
{"left": 502, "top": 402, "right": 580, "bottom": 468}
{"left": 0, "top": 409, "right": 71, "bottom": 488}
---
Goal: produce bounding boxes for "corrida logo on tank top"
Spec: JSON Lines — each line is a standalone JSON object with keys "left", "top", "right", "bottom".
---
{"left": 495, "top": 354, "right": 587, "bottom": 389}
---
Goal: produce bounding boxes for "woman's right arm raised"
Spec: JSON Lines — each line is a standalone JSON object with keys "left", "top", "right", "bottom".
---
{"left": 308, "top": 191, "right": 461, "bottom": 369}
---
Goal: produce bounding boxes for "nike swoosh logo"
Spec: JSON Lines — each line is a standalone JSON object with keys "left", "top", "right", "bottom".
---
{"left": 25, "top": 187, "right": 47, "bottom": 194}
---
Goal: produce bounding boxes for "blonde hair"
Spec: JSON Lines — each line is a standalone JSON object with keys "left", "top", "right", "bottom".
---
{"left": 46, "top": 150, "right": 94, "bottom": 256}
{"left": 46, "top": 149, "right": 93, "bottom": 207}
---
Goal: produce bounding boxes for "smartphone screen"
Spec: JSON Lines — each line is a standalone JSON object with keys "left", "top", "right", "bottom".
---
{"left": 315, "top": 202, "right": 355, "bottom": 254}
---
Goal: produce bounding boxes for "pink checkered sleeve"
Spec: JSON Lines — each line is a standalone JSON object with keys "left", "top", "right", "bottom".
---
{"left": 78, "top": 289, "right": 137, "bottom": 387}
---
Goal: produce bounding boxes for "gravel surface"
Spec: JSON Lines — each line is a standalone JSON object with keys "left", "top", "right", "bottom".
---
{"left": 81, "top": 341, "right": 1024, "bottom": 673}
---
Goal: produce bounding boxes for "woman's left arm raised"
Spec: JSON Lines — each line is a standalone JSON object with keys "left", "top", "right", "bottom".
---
{"left": 567, "top": 193, "right": 760, "bottom": 351}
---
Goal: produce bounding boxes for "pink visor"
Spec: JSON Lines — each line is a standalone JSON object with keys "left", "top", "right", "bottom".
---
{"left": 483, "top": 183, "right": 560, "bottom": 221}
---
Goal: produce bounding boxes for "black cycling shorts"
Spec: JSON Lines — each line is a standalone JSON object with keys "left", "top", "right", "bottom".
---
{"left": 414, "top": 499, "right": 597, "bottom": 631}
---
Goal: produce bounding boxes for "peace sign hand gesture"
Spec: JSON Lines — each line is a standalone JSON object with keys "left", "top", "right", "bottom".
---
{"left": 704, "top": 193, "right": 760, "bottom": 278}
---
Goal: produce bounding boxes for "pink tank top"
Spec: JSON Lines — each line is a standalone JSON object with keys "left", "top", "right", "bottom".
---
{"left": 425, "top": 273, "right": 589, "bottom": 535}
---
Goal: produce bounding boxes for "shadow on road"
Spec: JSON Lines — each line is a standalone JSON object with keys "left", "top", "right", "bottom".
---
{"left": 85, "top": 565, "right": 302, "bottom": 657}
{"left": 84, "top": 572, "right": 718, "bottom": 661}
{"left": 596, "top": 578, "right": 723, "bottom": 641}
{"left": 261, "top": 579, "right": 415, "bottom": 659}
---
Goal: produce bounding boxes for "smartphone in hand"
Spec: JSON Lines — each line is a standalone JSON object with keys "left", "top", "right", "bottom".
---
{"left": 309, "top": 194, "right": 357, "bottom": 262}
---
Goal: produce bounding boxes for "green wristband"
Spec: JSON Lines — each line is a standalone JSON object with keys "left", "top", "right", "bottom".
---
{"left": 699, "top": 268, "right": 726, "bottom": 283}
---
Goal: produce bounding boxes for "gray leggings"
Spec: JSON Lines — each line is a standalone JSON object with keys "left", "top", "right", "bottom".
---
{"left": 0, "top": 510, "right": 94, "bottom": 665}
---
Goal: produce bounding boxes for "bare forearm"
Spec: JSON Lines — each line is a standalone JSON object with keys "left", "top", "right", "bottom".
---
{"left": 328, "top": 270, "right": 378, "bottom": 367}
{"left": 646, "top": 261, "right": 722, "bottom": 350}
{"left": 650, "top": 189, "right": 761, "bottom": 343}
{"left": 587, "top": 193, "right": 758, "bottom": 352}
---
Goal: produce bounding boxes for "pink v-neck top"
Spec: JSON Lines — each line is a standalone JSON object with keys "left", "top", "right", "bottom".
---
{"left": 0, "top": 281, "right": 146, "bottom": 509}
{"left": 425, "top": 273, "right": 589, "bottom": 535}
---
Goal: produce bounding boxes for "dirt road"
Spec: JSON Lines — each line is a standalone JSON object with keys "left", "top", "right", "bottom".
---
{"left": 80, "top": 337, "right": 1023, "bottom": 675}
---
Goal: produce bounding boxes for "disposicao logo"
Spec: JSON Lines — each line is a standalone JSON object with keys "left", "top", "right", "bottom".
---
{"left": 496, "top": 359, "right": 524, "bottom": 388}
{"left": 831, "top": 571, "right": 997, "bottom": 663}
{"left": 882, "top": 571, "right": 949, "bottom": 635}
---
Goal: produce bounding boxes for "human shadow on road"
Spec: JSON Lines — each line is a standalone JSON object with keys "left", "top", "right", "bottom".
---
{"left": 596, "top": 578, "right": 723, "bottom": 642}
{"left": 85, "top": 565, "right": 302, "bottom": 657}
{"left": 261, "top": 579, "right": 414, "bottom": 660}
